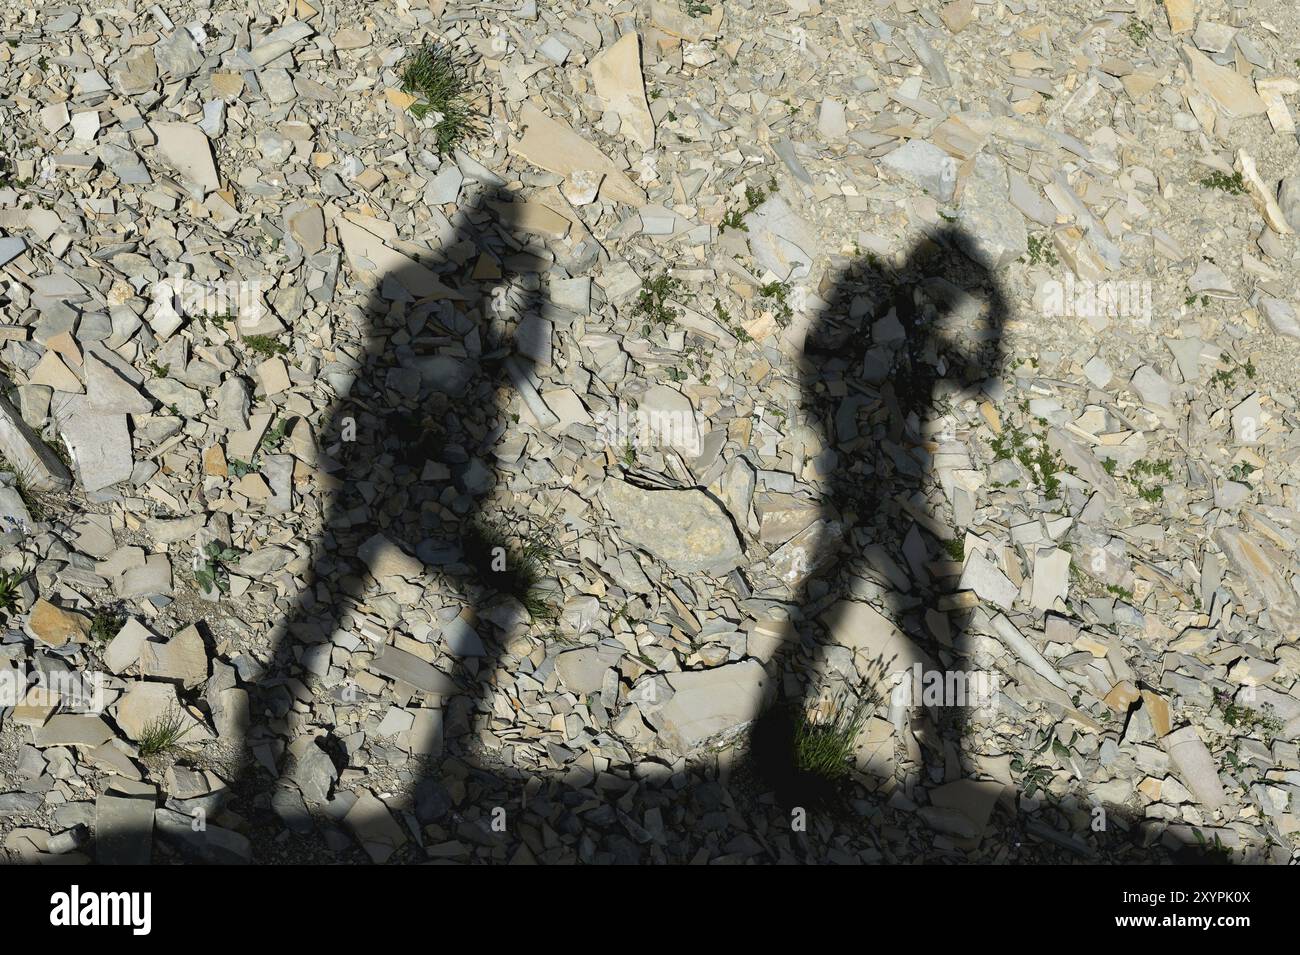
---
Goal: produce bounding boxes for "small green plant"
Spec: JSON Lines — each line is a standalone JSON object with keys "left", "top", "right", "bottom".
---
{"left": 1210, "top": 352, "right": 1254, "bottom": 392}
{"left": 193, "top": 540, "right": 241, "bottom": 595}
{"left": 1199, "top": 170, "right": 1246, "bottom": 195}
{"left": 713, "top": 300, "right": 752, "bottom": 343}
{"left": 0, "top": 568, "right": 23, "bottom": 617}
{"left": 146, "top": 361, "right": 170, "bottom": 378}
{"left": 758, "top": 280, "right": 795, "bottom": 323}
{"left": 228, "top": 458, "right": 259, "bottom": 479}
{"left": 261, "top": 417, "right": 290, "bottom": 451}
{"left": 138, "top": 707, "right": 191, "bottom": 757}
{"left": 1014, "top": 762, "right": 1054, "bottom": 799}
{"left": 243, "top": 335, "right": 289, "bottom": 358}
{"left": 719, "top": 178, "right": 777, "bottom": 234}
{"left": 793, "top": 687, "right": 878, "bottom": 782}
{"left": 1011, "top": 729, "right": 1061, "bottom": 798}
{"left": 462, "top": 513, "right": 560, "bottom": 622}
{"left": 987, "top": 409, "right": 1074, "bottom": 501}
{"left": 89, "top": 608, "right": 127, "bottom": 643}
{"left": 1227, "top": 461, "right": 1256, "bottom": 485}
{"left": 1214, "top": 688, "right": 1284, "bottom": 742}
{"left": 941, "top": 537, "right": 964, "bottom": 562}
{"left": 1125, "top": 458, "right": 1173, "bottom": 505}
{"left": 198, "top": 312, "right": 233, "bottom": 330}
{"left": 682, "top": 0, "right": 712, "bottom": 15}
{"left": 1105, "top": 583, "right": 1135, "bottom": 602}
{"left": 1124, "top": 19, "right": 1152, "bottom": 45}
{"left": 1190, "top": 827, "right": 1233, "bottom": 863}
{"left": 634, "top": 272, "right": 683, "bottom": 333}
{"left": 1024, "top": 234, "right": 1058, "bottom": 267}
{"left": 720, "top": 209, "right": 747, "bottom": 232}
{"left": 399, "top": 41, "right": 478, "bottom": 155}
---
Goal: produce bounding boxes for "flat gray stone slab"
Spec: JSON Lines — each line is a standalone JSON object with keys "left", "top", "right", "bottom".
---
{"left": 95, "top": 793, "right": 154, "bottom": 864}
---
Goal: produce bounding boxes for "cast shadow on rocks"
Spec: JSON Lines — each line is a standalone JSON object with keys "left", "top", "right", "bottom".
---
{"left": 204, "top": 200, "right": 1234, "bottom": 864}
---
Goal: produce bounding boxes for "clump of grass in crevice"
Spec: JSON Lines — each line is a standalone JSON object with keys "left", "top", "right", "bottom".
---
{"left": 399, "top": 41, "right": 479, "bottom": 155}
{"left": 138, "top": 707, "right": 190, "bottom": 758}
{"left": 757, "top": 279, "right": 795, "bottom": 324}
{"left": 1124, "top": 19, "right": 1153, "bottom": 46}
{"left": 792, "top": 686, "right": 879, "bottom": 782}
{"left": 0, "top": 456, "right": 52, "bottom": 524}
{"left": 1124, "top": 457, "right": 1174, "bottom": 505}
{"left": 0, "top": 568, "right": 24, "bottom": 617}
{"left": 462, "top": 514, "right": 560, "bottom": 622}
{"left": 986, "top": 398, "right": 1076, "bottom": 500}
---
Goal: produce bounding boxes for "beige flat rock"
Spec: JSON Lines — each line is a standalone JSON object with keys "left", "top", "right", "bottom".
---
{"left": 1182, "top": 45, "right": 1266, "bottom": 118}
{"left": 28, "top": 598, "right": 91, "bottom": 648}
{"left": 589, "top": 33, "right": 656, "bottom": 151}
{"left": 511, "top": 101, "right": 646, "bottom": 207}
{"left": 336, "top": 219, "right": 466, "bottom": 300}
{"left": 1236, "top": 149, "right": 1294, "bottom": 234}
{"left": 151, "top": 121, "right": 221, "bottom": 193}
{"left": 1163, "top": 0, "right": 1195, "bottom": 33}
{"left": 29, "top": 350, "right": 83, "bottom": 393}
{"left": 488, "top": 199, "right": 571, "bottom": 240}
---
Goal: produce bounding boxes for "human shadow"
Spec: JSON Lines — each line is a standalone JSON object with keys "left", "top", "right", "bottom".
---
{"left": 746, "top": 224, "right": 1008, "bottom": 815}
{"left": 222, "top": 176, "right": 550, "bottom": 855}
{"left": 200, "top": 189, "right": 1240, "bottom": 864}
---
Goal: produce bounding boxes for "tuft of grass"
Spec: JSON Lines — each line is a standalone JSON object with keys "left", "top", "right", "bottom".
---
{"left": 399, "top": 42, "right": 478, "bottom": 155}
{"left": 940, "top": 537, "right": 964, "bottom": 562}
{"left": 0, "top": 456, "right": 52, "bottom": 524}
{"left": 462, "top": 514, "right": 560, "bottom": 622}
{"left": 138, "top": 707, "right": 190, "bottom": 758}
{"left": 1124, "top": 457, "right": 1173, "bottom": 505}
{"left": 792, "top": 687, "right": 878, "bottom": 782}
{"left": 987, "top": 402, "right": 1075, "bottom": 500}
{"left": 0, "top": 568, "right": 23, "bottom": 617}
